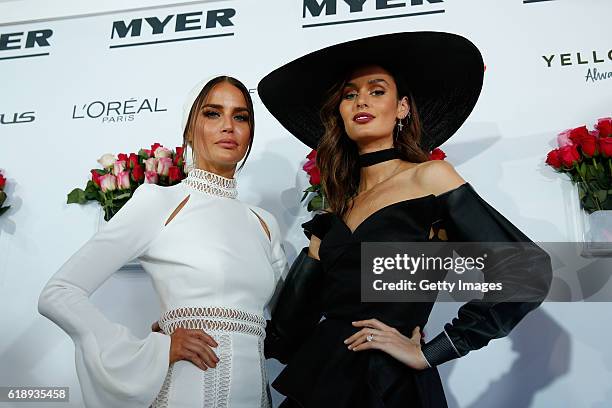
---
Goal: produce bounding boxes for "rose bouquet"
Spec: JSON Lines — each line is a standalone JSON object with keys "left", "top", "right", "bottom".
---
{"left": 0, "top": 170, "right": 9, "bottom": 216}
{"left": 545, "top": 118, "right": 612, "bottom": 214}
{"left": 300, "top": 147, "right": 447, "bottom": 213}
{"left": 68, "top": 143, "right": 186, "bottom": 221}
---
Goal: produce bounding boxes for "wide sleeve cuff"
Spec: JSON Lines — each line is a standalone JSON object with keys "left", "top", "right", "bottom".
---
{"left": 75, "top": 329, "right": 171, "bottom": 408}
{"left": 421, "top": 329, "right": 462, "bottom": 367}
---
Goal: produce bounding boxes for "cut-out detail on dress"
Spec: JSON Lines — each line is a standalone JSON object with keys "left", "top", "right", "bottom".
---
{"left": 165, "top": 195, "right": 191, "bottom": 226}
{"left": 202, "top": 333, "right": 232, "bottom": 408}
{"left": 249, "top": 209, "right": 271, "bottom": 242}
{"left": 429, "top": 220, "right": 448, "bottom": 241}
{"left": 159, "top": 307, "right": 267, "bottom": 338}
{"left": 151, "top": 364, "right": 174, "bottom": 408}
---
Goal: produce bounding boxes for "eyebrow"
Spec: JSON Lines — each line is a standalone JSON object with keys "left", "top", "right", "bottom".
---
{"left": 344, "top": 78, "right": 389, "bottom": 88}
{"left": 201, "top": 103, "right": 250, "bottom": 113}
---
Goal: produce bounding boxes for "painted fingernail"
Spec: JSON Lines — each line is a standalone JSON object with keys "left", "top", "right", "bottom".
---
{"left": 347, "top": 345, "right": 352, "bottom": 350}
{"left": 343, "top": 339, "right": 348, "bottom": 344}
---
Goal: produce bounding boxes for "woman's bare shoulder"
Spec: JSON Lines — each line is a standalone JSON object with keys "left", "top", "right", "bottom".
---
{"left": 408, "top": 160, "right": 466, "bottom": 196}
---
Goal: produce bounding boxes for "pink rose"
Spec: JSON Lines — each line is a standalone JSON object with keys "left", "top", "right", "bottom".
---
{"left": 144, "top": 157, "right": 158, "bottom": 172}
{"left": 117, "top": 171, "right": 131, "bottom": 190}
{"left": 144, "top": 171, "right": 158, "bottom": 184}
{"left": 556, "top": 129, "right": 573, "bottom": 148}
{"left": 113, "top": 160, "right": 126, "bottom": 176}
{"left": 303, "top": 159, "right": 316, "bottom": 173}
{"left": 157, "top": 157, "right": 172, "bottom": 176}
{"left": 99, "top": 174, "right": 117, "bottom": 192}
{"left": 154, "top": 147, "right": 172, "bottom": 158}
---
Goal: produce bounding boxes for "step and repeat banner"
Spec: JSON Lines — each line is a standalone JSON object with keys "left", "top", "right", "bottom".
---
{"left": 1, "top": 0, "right": 611, "bottom": 407}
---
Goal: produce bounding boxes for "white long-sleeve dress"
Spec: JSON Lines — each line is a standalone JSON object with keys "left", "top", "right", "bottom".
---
{"left": 38, "top": 169, "right": 287, "bottom": 408}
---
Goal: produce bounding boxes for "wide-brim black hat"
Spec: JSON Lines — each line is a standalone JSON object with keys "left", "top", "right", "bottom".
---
{"left": 258, "top": 31, "right": 484, "bottom": 151}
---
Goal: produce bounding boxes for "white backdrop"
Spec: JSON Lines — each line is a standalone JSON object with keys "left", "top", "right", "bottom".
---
{"left": 1, "top": 0, "right": 612, "bottom": 407}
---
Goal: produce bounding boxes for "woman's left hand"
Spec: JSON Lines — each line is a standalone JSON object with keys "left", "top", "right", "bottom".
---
{"left": 344, "top": 319, "right": 429, "bottom": 370}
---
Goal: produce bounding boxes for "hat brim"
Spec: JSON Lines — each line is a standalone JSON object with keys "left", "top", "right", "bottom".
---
{"left": 258, "top": 31, "right": 484, "bottom": 151}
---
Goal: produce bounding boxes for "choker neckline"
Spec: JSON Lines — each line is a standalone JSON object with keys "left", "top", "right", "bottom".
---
{"left": 182, "top": 168, "right": 238, "bottom": 199}
{"left": 358, "top": 148, "right": 399, "bottom": 167}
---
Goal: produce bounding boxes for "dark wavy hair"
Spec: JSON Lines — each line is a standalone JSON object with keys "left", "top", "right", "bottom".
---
{"left": 182, "top": 76, "right": 255, "bottom": 172}
{"left": 317, "top": 66, "right": 430, "bottom": 218}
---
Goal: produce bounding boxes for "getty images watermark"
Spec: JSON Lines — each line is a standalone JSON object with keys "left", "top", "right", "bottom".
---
{"left": 361, "top": 242, "right": 612, "bottom": 302}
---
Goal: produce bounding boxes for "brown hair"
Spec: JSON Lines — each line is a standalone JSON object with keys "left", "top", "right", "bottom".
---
{"left": 182, "top": 76, "right": 255, "bottom": 172}
{"left": 317, "top": 66, "right": 430, "bottom": 218}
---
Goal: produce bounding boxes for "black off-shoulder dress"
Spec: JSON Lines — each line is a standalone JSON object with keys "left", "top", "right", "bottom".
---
{"left": 267, "top": 183, "right": 552, "bottom": 408}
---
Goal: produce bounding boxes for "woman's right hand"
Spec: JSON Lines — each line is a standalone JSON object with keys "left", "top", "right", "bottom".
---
{"left": 169, "top": 327, "right": 219, "bottom": 370}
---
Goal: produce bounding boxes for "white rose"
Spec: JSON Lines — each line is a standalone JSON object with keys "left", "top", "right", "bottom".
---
{"left": 97, "top": 153, "right": 116, "bottom": 169}
{"left": 154, "top": 147, "right": 172, "bottom": 158}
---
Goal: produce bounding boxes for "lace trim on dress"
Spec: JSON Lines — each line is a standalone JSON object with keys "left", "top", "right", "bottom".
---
{"left": 151, "top": 364, "right": 174, "bottom": 408}
{"left": 159, "top": 306, "right": 266, "bottom": 338}
{"left": 259, "top": 338, "right": 272, "bottom": 408}
{"left": 182, "top": 168, "right": 238, "bottom": 199}
{"left": 202, "top": 333, "right": 232, "bottom": 408}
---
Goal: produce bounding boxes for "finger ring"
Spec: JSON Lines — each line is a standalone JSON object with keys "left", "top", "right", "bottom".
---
{"left": 366, "top": 334, "right": 374, "bottom": 342}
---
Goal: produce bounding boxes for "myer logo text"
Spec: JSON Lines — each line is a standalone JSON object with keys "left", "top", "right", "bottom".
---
{"left": 110, "top": 9, "right": 235, "bottom": 48}
{"left": 302, "top": 0, "right": 444, "bottom": 28}
{"left": 0, "top": 30, "right": 52, "bottom": 60}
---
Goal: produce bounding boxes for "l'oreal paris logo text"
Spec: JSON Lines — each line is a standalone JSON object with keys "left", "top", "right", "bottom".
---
{"left": 71, "top": 98, "right": 167, "bottom": 123}
{"left": 0, "top": 112, "right": 35, "bottom": 125}
{"left": 542, "top": 48, "right": 612, "bottom": 83}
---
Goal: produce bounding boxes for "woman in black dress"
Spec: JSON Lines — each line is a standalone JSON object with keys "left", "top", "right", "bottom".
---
{"left": 258, "top": 32, "right": 552, "bottom": 407}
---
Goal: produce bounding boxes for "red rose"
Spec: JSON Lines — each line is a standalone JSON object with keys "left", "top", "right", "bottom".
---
{"left": 151, "top": 143, "right": 162, "bottom": 155}
{"left": 429, "top": 148, "right": 446, "bottom": 161}
{"left": 0, "top": 174, "right": 6, "bottom": 190}
{"left": 117, "top": 153, "right": 128, "bottom": 162}
{"left": 128, "top": 153, "right": 139, "bottom": 168}
{"left": 168, "top": 166, "right": 181, "bottom": 182}
{"left": 90, "top": 170, "right": 102, "bottom": 187}
{"left": 175, "top": 146, "right": 184, "bottom": 158}
{"left": 600, "top": 137, "right": 612, "bottom": 157}
{"left": 142, "top": 149, "right": 152, "bottom": 158}
{"left": 596, "top": 118, "right": 612, "bottom": 138}
{"left": 569, "top": 126, "right": 589, "bottom": 145}
{"left": 306, "top": 150, "right": 317, "bottom": 160}
{"left": 580, "top": 133, "right": 598, "bottom": 157}
{"left": 559, "top": 145, "right": 581, "bottom": 167}
{"left": 131, "top": 164, "right": 145, "bottom": 182}
{"left": 545, "top": 149, "right": 562, "bottom": 169}
{"left": 309, "top": 167, "right": 321, "bottom": 185}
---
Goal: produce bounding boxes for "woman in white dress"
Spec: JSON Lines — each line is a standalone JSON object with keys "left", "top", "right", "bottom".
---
{"left": 38, "top": 76, "right": 287, "bottom": 408}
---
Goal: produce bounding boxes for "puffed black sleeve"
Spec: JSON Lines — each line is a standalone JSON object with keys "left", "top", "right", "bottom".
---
{"left": 421, "top": 183, "right": 552, "bottom": 367}
{"left": 264, "top": 213, "right": 332, "bottom": 363}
